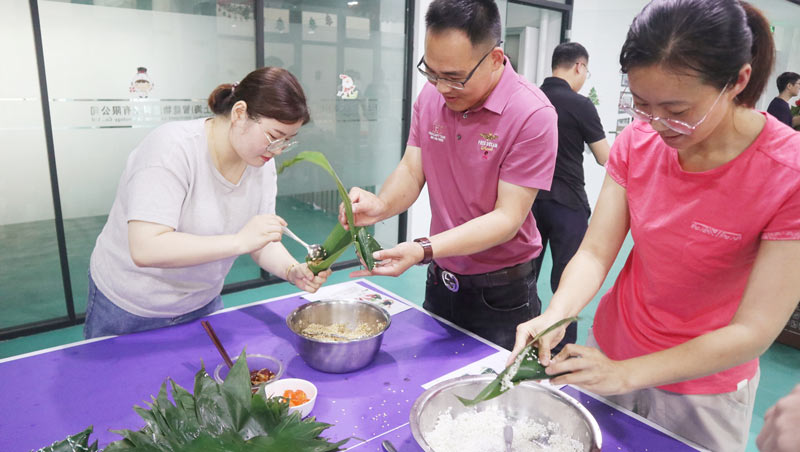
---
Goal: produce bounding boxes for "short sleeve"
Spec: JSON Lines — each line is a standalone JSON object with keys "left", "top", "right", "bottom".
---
{"left": 605, "top": 123, "right": 634, "bottom": 188}
{"left": 579, "top": 98, "right": 606, "bottom": 144}
{"left": 126, "top": 166, "right": 188, "bottom": 229}
{"left": 407, "top": 96, "right": 422, "bottom": 148}
{"left": 499, "top": 105, "right": 558, "bottom": 190}
{"left": 762, "top": 186, "right": 800, "bottom": 240}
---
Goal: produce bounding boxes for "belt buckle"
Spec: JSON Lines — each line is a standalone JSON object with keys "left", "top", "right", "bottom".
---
{"left": 441, "top": 270, "right": 459, "bottom": 292}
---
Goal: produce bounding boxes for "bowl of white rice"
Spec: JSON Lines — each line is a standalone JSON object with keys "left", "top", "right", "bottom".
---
{"left": 410, "top": 375, "right": 601, "bottom": 452}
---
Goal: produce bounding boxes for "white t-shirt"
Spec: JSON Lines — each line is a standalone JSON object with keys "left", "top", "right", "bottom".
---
{"left": 90, "top": 118, "right": 276, "bottom": 317}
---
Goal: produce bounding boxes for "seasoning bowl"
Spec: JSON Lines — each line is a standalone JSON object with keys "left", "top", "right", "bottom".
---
{"left": 263, "top": 377, "right": 318, "bottom": 418}
{"left": 286, "top": 299, "right": 391, "bottom": 373}
{"left": 213, "top": 353, "right": 284, "bottom": 389}
{"left": 410, "top": 375, "right": 602, "bottom": 452}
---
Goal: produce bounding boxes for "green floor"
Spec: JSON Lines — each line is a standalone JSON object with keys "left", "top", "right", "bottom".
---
{"left": 1, "top": 233, "right": 797, "bottom": 451}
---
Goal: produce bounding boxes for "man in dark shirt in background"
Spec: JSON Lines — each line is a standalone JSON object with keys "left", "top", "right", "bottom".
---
{"left": 536, "top": 42, "right": 609, "bottom": 353}
{"left": 766, "top": 72, "right": 800, "bottom": 129}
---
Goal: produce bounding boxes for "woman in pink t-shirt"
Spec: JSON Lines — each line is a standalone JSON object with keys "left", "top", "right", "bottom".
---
{"left": 510, "top": 1, "right": 800, "bottom": 450}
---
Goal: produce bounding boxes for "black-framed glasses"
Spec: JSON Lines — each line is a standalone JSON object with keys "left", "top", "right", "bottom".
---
{"left": 579, "top": 62, "right": 591, "bottom": 79}
{"left": 416, "top": 40, "right": 503, "bottom": 90}
{"left": 618, "top": 83, "right": 728, "bottom": 136}
{"left": 264, "top": 130, "right": 298, "bottom": 153}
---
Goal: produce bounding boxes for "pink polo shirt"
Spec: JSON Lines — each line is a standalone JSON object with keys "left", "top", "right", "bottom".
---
{"left": 594, "top": 114, "right": 800, "bottom": 394}
{"left": 408, "top": 58, "right": 557, "bottom": 274}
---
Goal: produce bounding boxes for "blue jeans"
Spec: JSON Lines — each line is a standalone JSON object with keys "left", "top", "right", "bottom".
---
{"left": 423, "top": 263, "right": 540, "bottom": 350}
{"left": 532, "top": 199, "right": 589, "bottom": 354}
{"left": 83, "top": 272, "right": 223, "bottom": 339}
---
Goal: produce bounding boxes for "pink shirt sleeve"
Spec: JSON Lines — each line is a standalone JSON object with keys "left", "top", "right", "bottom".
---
{"left": 499, "top": 106, "right": 558, "bottom": 190}
{"left": 605, "top": 123, "right": 634, "bottom": 188}
{"left": 762, "top": 187, "right": 800, "bottom": 240}
{"left": 407, "top": 95, "right": 422, "bottom": 148}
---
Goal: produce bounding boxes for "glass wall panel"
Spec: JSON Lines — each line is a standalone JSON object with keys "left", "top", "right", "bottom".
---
{"left": 266, "top": 0, "right": 407, "bottom": 264}
{"left": 0, "top": 1, "right": 67, "bottom": 329}
{"left": 2, "top": 0, "right": 408, "bottom": 336}
{"left": 38, "top": 0, "right": 256, "bottom": 304}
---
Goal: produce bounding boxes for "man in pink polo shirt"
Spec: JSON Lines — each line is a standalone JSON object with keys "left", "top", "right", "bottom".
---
{"left": 342, "top": 0, "right": 557, "bottom": 350}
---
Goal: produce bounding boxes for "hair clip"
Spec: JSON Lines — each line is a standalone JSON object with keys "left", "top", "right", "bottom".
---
{"left": 231, "top": 82, "right": 239, "bottom": 94}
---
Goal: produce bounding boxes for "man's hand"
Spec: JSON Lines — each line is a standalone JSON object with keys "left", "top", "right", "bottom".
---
{"left": 349, "top": 241, "right": 424, "bottom": 278}
{"left": 338, "top": 187, "right": 387, "bottom": 230}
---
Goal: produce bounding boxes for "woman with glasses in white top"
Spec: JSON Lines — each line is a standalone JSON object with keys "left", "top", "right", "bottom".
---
{"left": 85, "top": 67, "right": 330, "bottom": 338}
{"left": 510, "top": 1, "right": 800, "bottom": 450}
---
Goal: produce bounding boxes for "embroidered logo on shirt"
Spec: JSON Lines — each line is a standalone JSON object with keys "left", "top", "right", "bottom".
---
{"left": 478, "top": 132, "right": 499, "bottom": 159}
{"left": 428, "top": 123, "right": 446, "bottom": 142}
{"left": 690, "top": 221, "right": 742, "bottom": 241}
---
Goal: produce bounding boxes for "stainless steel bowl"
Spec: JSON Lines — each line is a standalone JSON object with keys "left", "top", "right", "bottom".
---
{"left": 286, "top": 299, "right": 391, "bottom": 373}
{"left": 410, "top": 375, "right": 602, "bottom": 452}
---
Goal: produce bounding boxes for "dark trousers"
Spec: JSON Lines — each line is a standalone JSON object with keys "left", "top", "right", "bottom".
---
{"left": 532, "top": 199, "right": 590, "bottom": 354}
{"left": 423, "top": 263, "right": 540, "bottom": 351}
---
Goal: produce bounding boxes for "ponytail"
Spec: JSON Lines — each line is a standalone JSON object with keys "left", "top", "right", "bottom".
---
{"left": 207, "top": 83, "right": 237, "bottom": 115}
{"left": 737, "top": 1, "right": 775, "bottom": 107}
{"left": 206, "top": 67, "right": 310, "bottom": 124}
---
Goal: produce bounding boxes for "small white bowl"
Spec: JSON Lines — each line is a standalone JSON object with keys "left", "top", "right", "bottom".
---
{"left": 263, "top": 377, "right": 318, "bottom": 418}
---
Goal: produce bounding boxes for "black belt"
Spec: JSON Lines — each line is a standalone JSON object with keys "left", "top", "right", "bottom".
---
{"left": 429, "top": 260, "right": 534, "bottom": 292}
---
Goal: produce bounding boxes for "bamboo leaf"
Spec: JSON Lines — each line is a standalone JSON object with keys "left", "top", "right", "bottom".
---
{"left": 306, "top": 223, "right": 353, "bottom": 274}
{"left": 457, "top": 317, "right": 578, "bottom": 406}
{"left": 277, "top": 151, "right": 384, "bottom": 273}
{"left": 100, "top": 348, "right": 349, "bottom": 451}
{"left": 354, "top": 227, "right": 382, "bottom": 270}
{"left": 277, "top": 151, "right": 355, "bottom": 236}
{"left": 32, "top": 426, "right": 98, "bottom": 452}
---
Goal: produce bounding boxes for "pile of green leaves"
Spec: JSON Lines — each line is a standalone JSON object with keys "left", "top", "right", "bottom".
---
{"left": 278, "top": 151, "right": 382, "bottom": 274}
{"left": 35, "top": 427, "right": 98, "bottom": 452}
{"left": 36, "top": 351, "right": 347, "bottom": 452}
{"left": 457, "top": 317, "right": 577, "bottom": 406}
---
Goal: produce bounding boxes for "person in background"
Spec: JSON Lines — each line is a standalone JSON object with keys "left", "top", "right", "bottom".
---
{"left": 340, "top": 0, "right": 558, "bottom": 350}
{"left": 535, "top": 42, "right": 610, "bottom": 354}
{"left": 766, "top": 71, "right": 800, "bottom": 128}
{"left": 510, "top": 1, "right": 800, "bottom": 450}
{"left": 757, "top": 384, "right": 800, "bottom": 452}
{"left": 85, "top": 67, "right": 330, "bottom": 339}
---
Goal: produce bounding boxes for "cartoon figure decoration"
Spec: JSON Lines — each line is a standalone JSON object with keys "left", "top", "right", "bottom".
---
{"left": 337, "top": 74, "right": 359, "bottom": 100}
{"left": 129, "top": 67, "right": 154, "bottom": 98}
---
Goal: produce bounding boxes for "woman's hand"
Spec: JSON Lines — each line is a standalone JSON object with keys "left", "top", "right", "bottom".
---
{"left": 288, "top": 263, "right": 331, "bottom": 293}
{"left": 545, "top": 344, "right": 632, "bottom": 396}
{"left": 235, "top": 214, "right": 286, "bottom": 254}
{"left": 507, "top": 311, "right": 571, "bottom": 367}
{"left": 339, "top": 187, "right": 387, "bottom": 229}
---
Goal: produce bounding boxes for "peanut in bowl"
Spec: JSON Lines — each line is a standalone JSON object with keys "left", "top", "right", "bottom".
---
{"left": 213, "top": 353, "right": 284, "bottom": 393}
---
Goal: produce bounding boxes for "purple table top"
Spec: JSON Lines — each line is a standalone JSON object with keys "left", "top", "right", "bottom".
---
{"left": 0, "top": 281, "right": 699, "bottom": 451}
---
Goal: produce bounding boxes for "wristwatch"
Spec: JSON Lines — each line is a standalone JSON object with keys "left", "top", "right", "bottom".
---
{"left": 413, "top": 237, "right": 433, "bottom": 265}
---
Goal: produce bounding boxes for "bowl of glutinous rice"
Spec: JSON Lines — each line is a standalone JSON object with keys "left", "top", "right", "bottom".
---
{"left": 410, "top": 375, "right": 602, "bottom": 452}
{"left": 286, "top": 299, "right": 391, "bottom": 373}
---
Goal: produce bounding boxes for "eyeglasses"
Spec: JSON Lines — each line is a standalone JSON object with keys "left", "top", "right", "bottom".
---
{"left": 578, "top": 62, "right": 591, "bottom": 79}
{"left": 618, "top": 83, "right": 729, "bottom": 135}
{"left": 264, "top": 130, "right": 298, "bottom": 152}
{"left": 416, "top": 40, "right": 503, "bottom": 90}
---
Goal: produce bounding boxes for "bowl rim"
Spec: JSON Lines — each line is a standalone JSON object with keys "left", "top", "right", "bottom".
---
{"left": 285, "top": 299, "right": 392, "bottom": 344}
{"left": 409, "top": 374, "right": 602, "bottom": 452}
{"left": 212, "top": 353, "right": 285, "bottom": 385}
{"left": 262, "top": 377, "right": 318, "bottom": 409}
